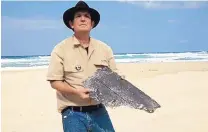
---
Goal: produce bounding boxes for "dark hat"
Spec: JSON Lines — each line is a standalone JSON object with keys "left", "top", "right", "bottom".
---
{"left": 63, "top": 1, "right": 100, "bottom": 29}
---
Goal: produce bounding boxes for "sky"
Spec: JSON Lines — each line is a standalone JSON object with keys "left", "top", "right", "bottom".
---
{"left": 2, "top": 1, "right": 208, "bottom": 56}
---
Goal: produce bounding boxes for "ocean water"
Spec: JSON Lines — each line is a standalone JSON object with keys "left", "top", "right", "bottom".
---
{"left": 1, "top": 51, "right": 208, "bottom": 70}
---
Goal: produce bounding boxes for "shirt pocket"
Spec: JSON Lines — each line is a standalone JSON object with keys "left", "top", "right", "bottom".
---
{"left": 64, "top": 64, "right": 84, "bottom": 73}
{"left": 64, "top": 58, "right": 84, "bottom": 72}
{"left": 64, "top": 62, "right": 85, "bottom": 80}
{"left": 93, "top": 58, "right": 109, "bottom": 69}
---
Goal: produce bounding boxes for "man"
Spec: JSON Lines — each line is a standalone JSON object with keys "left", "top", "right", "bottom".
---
{"left": 47, "top": 1, "right": 121, "bottom": 132}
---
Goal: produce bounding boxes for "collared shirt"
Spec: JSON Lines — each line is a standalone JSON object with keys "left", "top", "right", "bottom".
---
{"left": 47, "top": 35, "right": 123, "bottom": 113}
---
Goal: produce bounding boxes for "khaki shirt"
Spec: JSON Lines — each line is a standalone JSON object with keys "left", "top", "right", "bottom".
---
{"left": 47, "top": 36, "right": 123, "bottom": 113}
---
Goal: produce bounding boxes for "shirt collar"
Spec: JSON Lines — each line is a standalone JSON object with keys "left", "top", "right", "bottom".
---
{"left": 72, "top": 35, "right": 95, "bottom": 50}
{"left": 72, "top": 35, "right": 81, "bottom": 46}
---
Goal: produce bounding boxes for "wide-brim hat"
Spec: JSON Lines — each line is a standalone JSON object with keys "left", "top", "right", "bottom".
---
{"left": 63, "top": 1, "right": 100, "bottom": 29}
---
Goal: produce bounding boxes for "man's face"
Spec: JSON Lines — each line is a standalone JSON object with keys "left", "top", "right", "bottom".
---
{"left": 69, "top": 11, "right": 94, "bottom": 33}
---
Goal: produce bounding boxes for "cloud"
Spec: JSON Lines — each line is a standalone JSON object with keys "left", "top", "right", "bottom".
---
{"left": 2, "top": 16, "right": 64, "bottom": 31}
{"left": 120, "top": 26, "right": 128, "bottom": 29}
{"left": 118, "top": 1, "right": 208, "bottom": 9}
{"left": 179, "top": 40, "right": 188, "bottom": 43}
{"left": 168, "top": 19, "right": 179, "bottom": 24}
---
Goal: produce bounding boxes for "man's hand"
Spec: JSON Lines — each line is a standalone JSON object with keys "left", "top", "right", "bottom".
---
{"left": 51, "top": 81, "right": 92, "bottom": 102}
{"left": 74, "top": 87, "right": 91, "bottom": 100}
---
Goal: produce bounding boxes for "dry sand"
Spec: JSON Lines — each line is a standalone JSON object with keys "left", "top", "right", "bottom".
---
{"left": 2, "top": 62, "right": 208, "bottom": 132}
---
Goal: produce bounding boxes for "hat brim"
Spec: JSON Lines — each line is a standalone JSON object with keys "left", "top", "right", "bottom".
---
{"left": 63, "top": 7, "right": 100, "bottom": 29}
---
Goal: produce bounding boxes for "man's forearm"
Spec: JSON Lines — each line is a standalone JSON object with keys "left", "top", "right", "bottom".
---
{"left": 50, "top": 81, "right": 77, "bottom": 95}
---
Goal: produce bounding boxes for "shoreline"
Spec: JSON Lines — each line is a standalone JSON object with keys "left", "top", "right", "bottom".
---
{"left": 2, "top": 61, "right": 208, "bottom": 71}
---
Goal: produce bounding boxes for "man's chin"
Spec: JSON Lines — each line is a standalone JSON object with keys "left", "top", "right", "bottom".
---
{"left": 76, "top": 29, "right": 91, "bottom": 33}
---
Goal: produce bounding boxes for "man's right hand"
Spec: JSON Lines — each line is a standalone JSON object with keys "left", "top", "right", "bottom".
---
{"left": 74, "top": 87, "right": 91, "bottom": 100}
{"left": 51, "top": 81, "right": 92, "bottom": 102}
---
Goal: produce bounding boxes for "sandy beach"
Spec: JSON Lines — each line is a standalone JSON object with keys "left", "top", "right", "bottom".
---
{"left": 2, "top": 61, "right": 208, "bottom": 132}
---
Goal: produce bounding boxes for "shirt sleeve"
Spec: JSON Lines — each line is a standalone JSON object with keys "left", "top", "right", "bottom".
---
{"left": 46, "top": 45, "right": 64, "bottom": 81}
{"left": 107, "top": 46, "right": 126, "bottom": 79}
